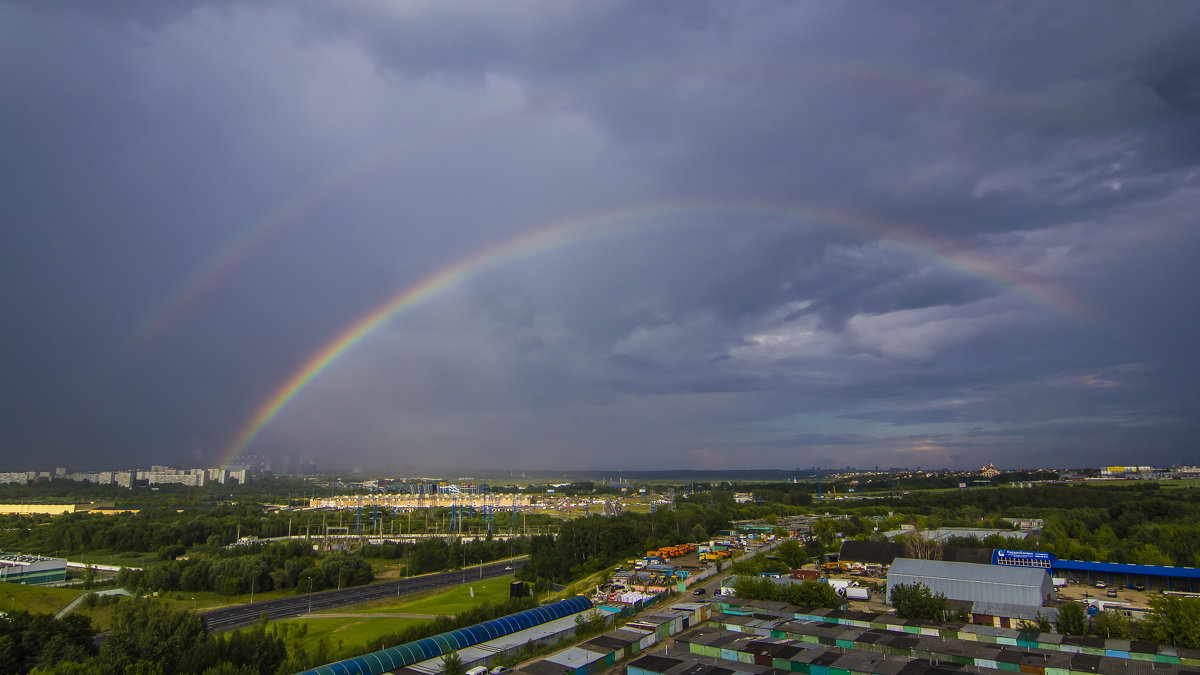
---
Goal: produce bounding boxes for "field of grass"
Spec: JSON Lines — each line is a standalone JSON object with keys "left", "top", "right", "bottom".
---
{"left": 364, "top": 557, "right": 416, "bottom": 579}
{"left": 273, "top": 615, "right": 427, "bottom": 659}
{"left": 155, "top": 586, "right": 298, "bottom": 612}
{"left": 0, "top": 582, "right": 83, "bottom": 615}
{"left": 329, "top": 574, "right": 517, "bottom": 615}
{"left": 71, "top": 598, "right": 127, "bottom": 631}
{"left": 554, "top": 564, "right": 604, "bottom": 595}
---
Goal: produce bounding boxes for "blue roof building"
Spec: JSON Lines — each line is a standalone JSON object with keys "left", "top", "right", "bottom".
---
{"left": 301, "top": 595, "right": 594, "bottom": 675}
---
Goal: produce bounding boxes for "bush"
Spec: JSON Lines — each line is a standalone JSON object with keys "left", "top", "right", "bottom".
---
{"left": 889, "top": 582, "right": 948, "bottom": 622}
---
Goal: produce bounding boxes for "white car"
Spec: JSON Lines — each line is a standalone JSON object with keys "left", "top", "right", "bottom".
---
{"left": 504, "top": 566, "right": 513, "bottom": 571}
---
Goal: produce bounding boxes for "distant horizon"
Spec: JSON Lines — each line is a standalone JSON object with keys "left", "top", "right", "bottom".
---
{"left": 5, "top": 464, "right": 1171, "bottom": 480}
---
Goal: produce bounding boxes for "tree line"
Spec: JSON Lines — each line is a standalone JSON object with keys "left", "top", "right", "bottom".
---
{"left": 116, "top": 544, "right": 374, "bottom": 596}
{"left": 3, "top": 600, "right": 287, "bottom": 675}
{"left": 517, "top": 501, "right": 735, "bottom": 584}
{"left": 359, "top": 535, "right": 529, "bottom": 575}
{"left": 729, "top": 577, "right": 842, "bottom": 609}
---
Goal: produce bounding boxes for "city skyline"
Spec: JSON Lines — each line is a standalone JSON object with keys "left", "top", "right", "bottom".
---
{"left": 2, "top": 2, "right": 1198, "bottom": 471}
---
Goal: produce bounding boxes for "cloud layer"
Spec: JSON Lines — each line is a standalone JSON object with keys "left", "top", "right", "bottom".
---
{"left": 2, "top": 1, "right": 1198, "bottom": 471}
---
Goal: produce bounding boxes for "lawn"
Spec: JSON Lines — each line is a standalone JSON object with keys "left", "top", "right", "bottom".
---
{"left": 273, "top": 615, "right": 427, "bottom": 659}
{"left": 0, "top": 582, "right": 83, "bottom": 615}
{"left": 329, "top": 575, "right": 517, "bottom": 615}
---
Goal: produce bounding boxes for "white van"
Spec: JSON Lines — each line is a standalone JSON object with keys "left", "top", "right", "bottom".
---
{"left": 466, "top": 667, "right": 489, "bottom": 675}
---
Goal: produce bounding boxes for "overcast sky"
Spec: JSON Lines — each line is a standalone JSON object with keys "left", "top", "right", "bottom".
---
{"left": 3, "top": 2, "right": 1198, "bottom": 473}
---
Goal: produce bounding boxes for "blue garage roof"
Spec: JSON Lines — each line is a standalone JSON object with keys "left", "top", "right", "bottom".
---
{"left": 301, "top": 595, "right": 594, "bottom": 675}
{"left": 1053, "top": 559, "right": 1200, "bottom": 579}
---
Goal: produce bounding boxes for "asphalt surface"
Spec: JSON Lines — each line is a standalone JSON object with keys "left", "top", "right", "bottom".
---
{"left": 201, "top": 559, "right": 525, "bottom": 633}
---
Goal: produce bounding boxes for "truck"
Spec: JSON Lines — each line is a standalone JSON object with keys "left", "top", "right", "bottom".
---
{"left": 845, "top": 586, "right": 871, "bottom": 601}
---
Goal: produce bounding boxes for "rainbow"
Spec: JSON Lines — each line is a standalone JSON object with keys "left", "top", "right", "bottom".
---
{"left": 109, "top": 58, "right": 1034, "bottom": 359}
{"left": 219, "top": 201, "right": 1090, "bottom": 466}
{"left": 94, "top": 101, "right": 506, "bottom": 385}
{"left": 103, "top": 56, "right": 1075, "bottom": 388}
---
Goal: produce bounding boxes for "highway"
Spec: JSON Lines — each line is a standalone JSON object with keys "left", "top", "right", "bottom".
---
{"left": 201, "top": 559, "right": 525, "bottom": 633}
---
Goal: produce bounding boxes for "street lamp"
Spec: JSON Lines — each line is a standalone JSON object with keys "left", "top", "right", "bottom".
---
{"left": 307, "top": 578, "right": 313, "bottom": 614}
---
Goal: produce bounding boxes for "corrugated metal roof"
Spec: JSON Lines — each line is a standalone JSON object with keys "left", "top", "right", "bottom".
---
{"left": 1054, "top": 558, "right": 1200, "bottom": 579}
{"left": 415, "top": 611, "right": 585, "bottom": 670}
{"left": 545, "top": 647, "right": 608, "bottom": 668}
{"left": 887, "top": 558, "right": 1053, "bottom": 607}
{"left": 517, "top": 660, "right": 574, "bottom": 675}
{"left": 300, "top": 595, "right": 593, "bottom": 675}
{"left": 969, "top": 601, "right": 1059, "bottom": 622}
{"left": 629, "top": 655, "right": 683, "bottom": 673}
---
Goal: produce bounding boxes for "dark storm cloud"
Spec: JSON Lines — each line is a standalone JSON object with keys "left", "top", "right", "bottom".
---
{"left": 1, "top": 1, "right": 1197, "bottom": 471}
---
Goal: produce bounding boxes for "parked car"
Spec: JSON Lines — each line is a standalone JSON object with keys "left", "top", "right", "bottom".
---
{"left": 1107, "top": 588, "right": 1118, "bottom": 598}
{"left": 1134, "top": 583, "right": 1146, "bottom": 591}
{"left": 490, "top": 668, "right": 512, "bottom": 675}
{"left": 1094, "top": 581, "right": 1107, "bottom": 589}
{"left": 693, "top": 588, "right": 706, "bottom": 595}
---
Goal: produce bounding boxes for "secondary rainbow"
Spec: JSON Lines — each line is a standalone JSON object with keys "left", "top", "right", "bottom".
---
{"left": 96, "top": 102, "right": 506, "bottom": 388}
{"left": 221, "top": 201, "right": 1091, "bottom": 466}
{"left": 105, "top": 57, "right": 1069, "bottom": 390}
{"left": 113, "top": 58, "right": 1022, "bottom": 357}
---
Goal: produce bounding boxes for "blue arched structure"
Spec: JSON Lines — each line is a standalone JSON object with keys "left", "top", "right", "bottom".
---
{"left": 300, "top": 595, "right": 594, "bottom": 675}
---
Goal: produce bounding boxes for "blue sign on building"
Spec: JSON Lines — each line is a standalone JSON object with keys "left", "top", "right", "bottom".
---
{"left": 992, "top": 549, "right": 1055, "bottom": 568}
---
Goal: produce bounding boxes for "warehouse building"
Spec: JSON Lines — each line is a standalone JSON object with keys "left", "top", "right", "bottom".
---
{"left": 0, "top": 552, "right": 67, "bottom": 585}
{"left": 886, "top": 558, "right": 1054, "bottom": 607}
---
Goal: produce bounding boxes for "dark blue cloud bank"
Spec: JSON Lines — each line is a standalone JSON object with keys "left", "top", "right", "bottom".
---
{"left": 1, "top": 1, "right": 1197, "bottom": 471}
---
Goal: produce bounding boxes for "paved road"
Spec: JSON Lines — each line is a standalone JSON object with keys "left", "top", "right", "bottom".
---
{"left": 201, "top": 559, "right": 525, "bottom": 633}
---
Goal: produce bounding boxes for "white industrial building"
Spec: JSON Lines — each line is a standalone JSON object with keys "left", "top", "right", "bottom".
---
{"left": 886, "top": 558, "right": 1055, "bottom": 608}
{"left": 0, "top": 552, "right": 67, "bottom": 585}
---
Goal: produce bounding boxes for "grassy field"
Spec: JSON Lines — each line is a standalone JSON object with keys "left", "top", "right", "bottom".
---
{"left": 0, "top": 582, "right": 83, "bottom": 615}
{"left": 273, "top": 615, "right": 427, "bottom": 658}
{"left": 71, "top": 598, "right": 128, "bottom": 631}
{"left": 328, "top": 574, "right": 517, "bottom": 615}
{"left": 559, "top": 568, "right": 607, "bottom": 600}
{"left": 153, "top": 587, "right": 299, "bottom": 612}
{"left": 269, "top": 574, "right": 523, "bottom": 664}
